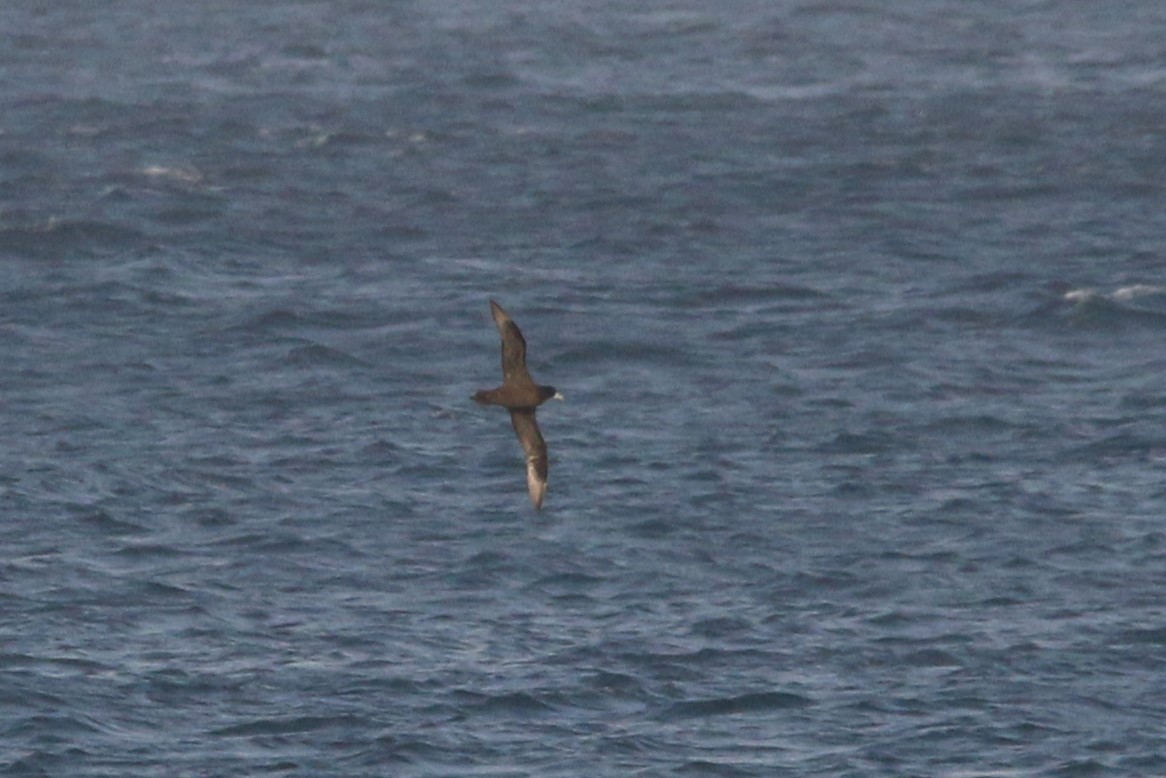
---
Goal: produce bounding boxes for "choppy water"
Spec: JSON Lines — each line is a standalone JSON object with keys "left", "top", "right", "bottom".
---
{"left": 3, "top": 2, "right": 1166, "bottom": 775}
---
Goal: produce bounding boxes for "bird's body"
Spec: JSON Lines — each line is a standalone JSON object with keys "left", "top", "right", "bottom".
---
{"left": 473, "top": 300, "right": 562, "bottom": 509}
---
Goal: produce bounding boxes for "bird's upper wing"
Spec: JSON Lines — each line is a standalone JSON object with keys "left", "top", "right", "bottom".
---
{"left": 490, "top": 300, "right": 533, "bottom": 386}
{"left": 509, "top": 408, "right": 548, "bottom": 509}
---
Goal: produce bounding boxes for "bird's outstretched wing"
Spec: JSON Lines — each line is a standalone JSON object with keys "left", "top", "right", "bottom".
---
{"left": 490, "top": 300, "right": 533, "bottom": 386}
{"left": 509, "top": 408, "right": 548, "bottom": 509}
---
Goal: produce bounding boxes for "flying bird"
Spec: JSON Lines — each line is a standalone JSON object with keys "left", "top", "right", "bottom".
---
{"left": 472, "top": 300, "right": 562, "bottom": 509}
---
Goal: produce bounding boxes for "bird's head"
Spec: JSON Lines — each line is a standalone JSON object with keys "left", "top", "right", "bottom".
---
{"left": 540, "top": 386, "right": 564, "bottom": 402}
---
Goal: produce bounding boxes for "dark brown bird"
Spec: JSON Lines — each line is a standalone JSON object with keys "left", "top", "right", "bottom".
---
{"left": 473, "top": 300, "right": 562, "bottom": 509}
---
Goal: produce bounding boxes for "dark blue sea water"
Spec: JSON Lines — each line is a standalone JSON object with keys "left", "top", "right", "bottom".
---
{"left": 3, "top": 2, "right": 1166, "bottom": 775}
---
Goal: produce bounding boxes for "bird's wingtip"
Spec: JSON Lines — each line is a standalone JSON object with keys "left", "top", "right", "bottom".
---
{"left": 526, "top": 458, "right": 547, "bottom": 510}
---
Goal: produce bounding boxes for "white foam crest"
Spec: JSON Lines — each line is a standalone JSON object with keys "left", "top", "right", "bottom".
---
{"left": 1064, "top": 284, "right": 1164, "bottom": 303}
{"left": 141, "top": 165, "right": 204, "bottom": 184}
{"left": 1111, "top": 284, "right": 1164, "bottom": 301}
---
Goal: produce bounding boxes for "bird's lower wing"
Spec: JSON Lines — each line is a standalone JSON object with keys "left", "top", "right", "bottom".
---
{"left": 509, "top": 409, "right": 548, "bottom": 509}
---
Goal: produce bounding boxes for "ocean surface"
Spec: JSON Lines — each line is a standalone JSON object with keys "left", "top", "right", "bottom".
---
{"left": 3, "top": 1, "right": 1166, "bottom": 775}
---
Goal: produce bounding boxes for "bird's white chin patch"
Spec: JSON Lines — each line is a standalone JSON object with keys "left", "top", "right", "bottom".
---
{"left": 552, "top": 391, "right": 564, "bottom": 400}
